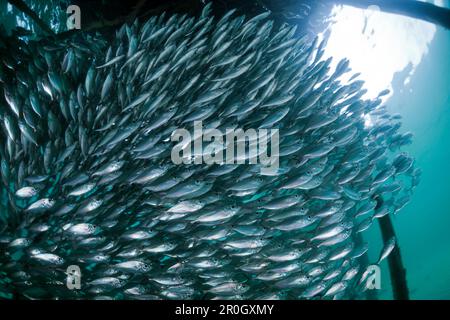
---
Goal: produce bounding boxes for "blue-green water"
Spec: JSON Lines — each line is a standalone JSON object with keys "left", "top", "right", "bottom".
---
{"left": 365, "top": 25, "right": 450, "bottom": 299}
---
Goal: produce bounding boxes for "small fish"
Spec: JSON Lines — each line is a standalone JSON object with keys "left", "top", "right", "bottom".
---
{"left": 114, "top": 261, "right": 151, "bottom": 273}
{"left": 67, "top": 223, "right": 98, "bottom": 236}
{"left": 26, "top": 198, "right": 55, "bottom": 213}
{"left": 32, "top": 253, "right": 64, "bottom": 265}
{"left": 15, "top": 186, "right": 38, "bottom": 198}
{"left": 377, "top": 237, "right": 396, "bottom": 264}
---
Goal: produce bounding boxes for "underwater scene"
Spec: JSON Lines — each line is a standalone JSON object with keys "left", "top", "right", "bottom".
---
{"left": 0, "top": 0, "right": 449, "bottom": 301}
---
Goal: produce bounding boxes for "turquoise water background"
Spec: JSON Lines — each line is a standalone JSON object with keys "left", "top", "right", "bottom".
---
{"left": 365, "top": 24, "right": 450, "bottom": 299}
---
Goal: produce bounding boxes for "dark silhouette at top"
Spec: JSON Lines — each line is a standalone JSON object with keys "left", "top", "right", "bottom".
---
{"left": 6, "top": 0, "right": 450, "bottom": 39}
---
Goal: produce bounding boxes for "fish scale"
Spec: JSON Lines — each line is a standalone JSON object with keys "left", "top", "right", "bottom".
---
{"left": 0, "top": 4, "right": 419, "bottom": 300}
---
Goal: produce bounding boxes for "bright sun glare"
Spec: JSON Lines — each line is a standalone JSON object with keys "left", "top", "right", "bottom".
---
{"left": 321, "top": 2, "right": 439, "bottom": 100}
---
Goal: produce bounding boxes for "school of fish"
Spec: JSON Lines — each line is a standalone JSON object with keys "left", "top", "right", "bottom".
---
{"left": 0, "top": 3, "right": 420, "bottom": 299}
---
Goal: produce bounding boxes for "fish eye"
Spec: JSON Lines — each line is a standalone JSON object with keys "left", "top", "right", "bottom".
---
{"left": 195, "top": 179, "right": 201, "bottom": 185}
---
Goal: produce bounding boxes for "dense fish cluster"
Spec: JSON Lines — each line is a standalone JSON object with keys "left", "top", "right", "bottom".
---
{"left": 0, "top": 4, "right": 420, "bottom": 299}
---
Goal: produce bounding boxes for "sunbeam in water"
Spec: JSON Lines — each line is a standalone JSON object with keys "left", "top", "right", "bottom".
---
{"left": 321, "top": 3, "right": 438, "bottom": 100}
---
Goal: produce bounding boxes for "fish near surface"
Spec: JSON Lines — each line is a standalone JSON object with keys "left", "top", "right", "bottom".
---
{"left": 0, "top": 3, "right": 418, "bottom": 300}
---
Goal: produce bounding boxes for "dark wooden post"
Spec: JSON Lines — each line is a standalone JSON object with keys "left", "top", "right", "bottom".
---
{"left": 375, "top": 197, "right": 410, "bottom": 300}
